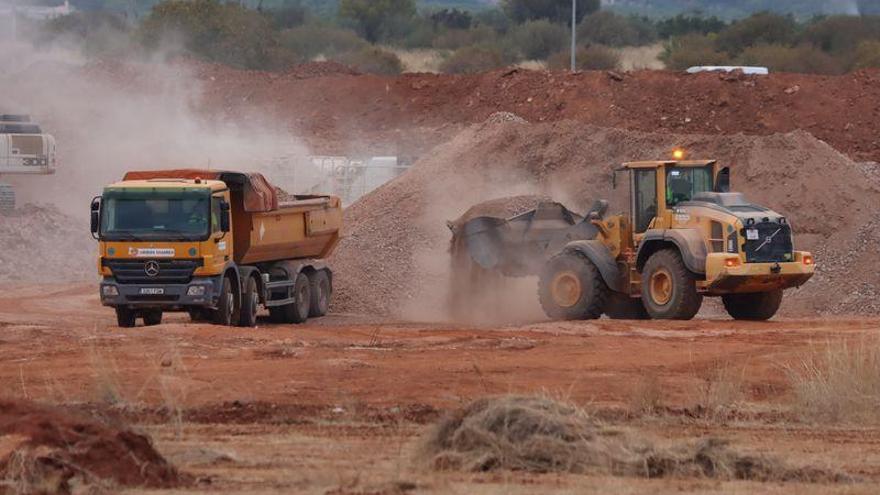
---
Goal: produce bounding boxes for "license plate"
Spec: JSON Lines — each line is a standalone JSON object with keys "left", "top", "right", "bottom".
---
{"left": 140, "top": 288, "right": 164, "bottom": 295}
{"left": 746, "top": 228, "right": 760, "bottom": 240}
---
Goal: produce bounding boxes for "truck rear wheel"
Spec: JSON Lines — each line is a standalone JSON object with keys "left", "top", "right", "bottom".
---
{"left": 640, "top": 249, "right": 702, "bottom": 320}
{"left": 116, "top": 307, "right": 136, "bottom": 328}
{"left": 722, "top": 289, "right": 783, "bottom": 321}
{"left": 0, "top": 183, "right": 14, "bottom": 213}
{"left": 142, "top": 310, "right": 162, "bottom": 326}
{"left": 308, "top": 270, "right": 330, "bottom": 317}
{"left": 282, "top": 274, "right": 311, "bottom": 324}
{"left": 238, "top": 276, "right": 259, "bottom": 327}
{"left": 538, "top": 251, "right": 608, "bottom": 320}
{"left": 213, "top": 277, "right": 236, "bottom": 326}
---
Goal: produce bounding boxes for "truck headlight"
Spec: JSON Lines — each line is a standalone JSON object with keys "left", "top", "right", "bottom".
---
{"left": 102, "top": 285, "right": 118, "bottom": 297}
{"left": 187, "top": 286, "right": 206, "bottom": 296}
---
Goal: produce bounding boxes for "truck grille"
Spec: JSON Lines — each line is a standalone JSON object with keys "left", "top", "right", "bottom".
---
{"left": 742, "top": 221, "right": 793, "bottom": 263}
{"left": 103, "top": 259, "right": 202, "bottom": 284}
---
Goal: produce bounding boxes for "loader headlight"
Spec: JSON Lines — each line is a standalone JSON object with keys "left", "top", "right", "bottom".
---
{"left": 102, "top": 285, "right": 119, "bottom": 297}
{"left": 187, "top": 285, "right": 206, "bottom": 296}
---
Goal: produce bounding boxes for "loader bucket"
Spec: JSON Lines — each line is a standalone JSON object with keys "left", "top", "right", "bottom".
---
{"left": 461, "top": 216, "right": 509, "bottom": 270}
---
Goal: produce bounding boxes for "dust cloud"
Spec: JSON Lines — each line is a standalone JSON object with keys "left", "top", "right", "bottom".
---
{"left": 0, "top": 37, "right": 315, "bottom": 216}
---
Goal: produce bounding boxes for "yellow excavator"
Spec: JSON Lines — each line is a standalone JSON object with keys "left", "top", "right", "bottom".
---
{"left": 451, "top": 153, "right": 815, "bottom": 321}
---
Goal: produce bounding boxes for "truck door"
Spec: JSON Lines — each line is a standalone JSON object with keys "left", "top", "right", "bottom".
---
{"left": 632, "top": 169, "right": 657, "bottom": 233}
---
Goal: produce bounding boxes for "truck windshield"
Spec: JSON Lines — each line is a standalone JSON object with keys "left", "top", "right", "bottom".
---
{"left": 100, "top": 189, "right": 211, "bottom": 241}
{"left": 666, "top": 165, "right": 714, "bottom": 207}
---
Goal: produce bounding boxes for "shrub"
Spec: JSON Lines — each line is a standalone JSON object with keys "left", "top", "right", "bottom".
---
{"left": 507, "top": 19, "right": 569, "bottom": 60}
{"left": 338, "top": 0, "right": 416, "bottom": 43}
{"left": 279, "top": 24, "right": 367, "bottom": 59}
{"left": 432, "top": 25, "right": 498, "bottom": 50}
{"left": 336, "top": 46, "right": 403, "bottom": 75}
{"left": 139, "top": 0, "right": 282, "bottom": 70}
{"left": 736, "top": 43, "right": 844, "bottom": 75}
{"left": 714, "top": 12, "right": 798, "bottom": 56}
{"left": 502, "top": 0, "right": 599, "bottom": 25}
{"left": 430, "top": 8, "right": 472, "bottom": 30}
{"left": 267, "top": 5, "right": 309, "bottom": 30}
{"left": 474, "top": 8, "right": 512, "bottom": 34}
{"left": 661, "top": 34, "right": 731, "bottom": 70}
{"left": 547, "top": 44, "right": 619, "bottom": 71}
{"left": 802, "top": 15, "right": 880, "bottom": 55}
{"left": 38, "top": 11, "right": 133, "bottom": 58}
{"left": 440, "top": 45, "right": 507, "bottom": 74}
{"left": 854, "top": 40, "right": 880, "bottom": 69}
{"left": 656, "top": 14, "right": 727, "bottom": 39}
{"left": 578, "top": 11, "right": 656, "bottom": 47}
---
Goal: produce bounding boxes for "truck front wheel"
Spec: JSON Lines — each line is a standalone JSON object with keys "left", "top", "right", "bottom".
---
{"left": 213, "top": 277, "right": 236, "bottom": 326}
{"left": 640, "top": 249, "right": 703, "bottom": 320}
{"left": 116, "top": 307, "right": 136, "bottom": 328}
{"left": 722, "top": 290, "right": 783, "bottom": 321}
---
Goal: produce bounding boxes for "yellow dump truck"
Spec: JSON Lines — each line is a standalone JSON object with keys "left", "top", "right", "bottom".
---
{"left": 90, "top": 169, "right": 342, "bottom": 328}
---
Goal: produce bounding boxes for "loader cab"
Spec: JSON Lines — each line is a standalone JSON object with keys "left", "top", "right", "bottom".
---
{"left": 619, "top": 159, "right": 724, "bottom": 234}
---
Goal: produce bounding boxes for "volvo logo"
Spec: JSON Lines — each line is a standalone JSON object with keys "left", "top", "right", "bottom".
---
{"left": 144, "top": 261, "right": 160, "bottom": 277}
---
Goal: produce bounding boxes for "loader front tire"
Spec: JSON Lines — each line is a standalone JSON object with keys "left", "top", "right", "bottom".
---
{"left": 640, "top": 249, "right": 702, "bottom": 320}
{"left": 722, "top": 289, "right": 783, "bottom": 321}
{"left": 539, "top": 251, "right": 608, "bottom": 320}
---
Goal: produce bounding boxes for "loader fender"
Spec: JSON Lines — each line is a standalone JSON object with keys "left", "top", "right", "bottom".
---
{"left": 636, "top": 229, "right": 707, "bottom": 275}
{"left": 561, "top": 240, "right": 622, "bottom": 293}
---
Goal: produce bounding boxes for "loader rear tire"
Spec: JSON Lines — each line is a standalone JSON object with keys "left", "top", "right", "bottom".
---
{"left": 604, "top": 293, "right": 649, "bottom": 320}
{"left": 539, "top": 251, "right": 608, "bottom": 320}
{"left": 0, "top": 183, "right": 14, "bottom": 213}
{"left": 722, "top": 289, "right": 783, "bottom": 321}
{"left": 116, "top": 307, "right": 136, "bottom": 328}
{"left": 640, "top": 249, "right": 702, "bottom": 320}
{"left": 308, "top": 270, "right": 330, "bottom": 318}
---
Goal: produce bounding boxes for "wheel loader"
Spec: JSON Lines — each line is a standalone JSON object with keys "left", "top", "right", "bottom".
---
{"left": 0, "top": 114, "right": 56, "bottom": 211}
{"left": 450, "top": 157, "right": 815, "bottom": 321}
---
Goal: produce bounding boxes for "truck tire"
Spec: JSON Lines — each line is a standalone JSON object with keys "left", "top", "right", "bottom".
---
{"left": 538, "top": 251, "right": 608, "bottom": 320}
{"left": 0, "top": 184, "right": 14, "bottom": 213}
{"left": 116, "top": 307, "right": 136, "bottom": 328}
{"left": 308, "top": 270, "right": 330, "bottom": 317}
{"left": 722, "top": 289, "right": 783, "bottom": 321}
{"left": 604, "top": 292, "right": 649, "bottom": 320}
{"left": 188, "top": 308, "right": 210, "bottom": 322}
{"left": 282, "top": 273, "right": 311, "bottom": 324}
{"left": 640, "top": 249, "right": 703, "bottom": 320}
{"left": 213, "top": 277, "right": 236, "bottom": 326}
{"left": 238, "top": 276, "right": 259, "bottom": 327}
{"left": 142, "top": 310, "right": 162, "bottom": 326}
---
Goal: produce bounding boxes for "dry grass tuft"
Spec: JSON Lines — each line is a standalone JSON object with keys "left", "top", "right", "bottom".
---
{"left": 787, "top": 338, "right": 880, "bottom": 423}
{"left": 417, "top": 395, "right": 848, "bottom": 482}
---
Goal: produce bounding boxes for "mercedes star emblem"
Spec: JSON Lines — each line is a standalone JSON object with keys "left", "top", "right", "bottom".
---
{"left": 144, "top": 261, "right": 160, "bottom": 277}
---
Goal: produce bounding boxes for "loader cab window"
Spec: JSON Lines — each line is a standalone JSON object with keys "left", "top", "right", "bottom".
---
{"left": 665, "top": 166, "right": 714, "bottom": 207}
{"left": 633, "top": 169, "right": 657, "bottom": 233}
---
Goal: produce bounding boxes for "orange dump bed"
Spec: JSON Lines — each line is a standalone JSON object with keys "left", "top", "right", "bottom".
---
{"left": 123, "top": 169, "right": 342, "bottom": 265}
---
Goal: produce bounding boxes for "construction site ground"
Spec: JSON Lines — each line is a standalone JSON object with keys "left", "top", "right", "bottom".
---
{"left": 2, "top": 282, "right": 880, "bottom": 494}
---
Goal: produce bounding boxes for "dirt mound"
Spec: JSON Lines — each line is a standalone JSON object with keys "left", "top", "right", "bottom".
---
{"left": 191, "top": 64, "right": 880, "bottom": 163}
{"left": 331, "top": 120, "right": 880, "bottom": 319}
{"left": 419, "top": 395, "right": 845, "bottom": 482}
{"left": 0, "top": 400, "right": 183, "bottom": 493}
{"left": 0, "top": 205, "right": 94, "bottom": 282}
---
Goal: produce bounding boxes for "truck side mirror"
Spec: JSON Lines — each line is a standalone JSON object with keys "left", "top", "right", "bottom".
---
{"left": 715, "top": 167, "right": 731, "bottom": 193}
{"left": 90, "top": 197, "right": 101, "bottom": 238}
{"left": 220, "top": 201, "right": 231, "bottom": 233}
